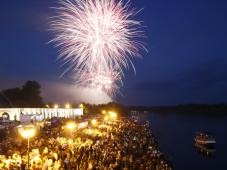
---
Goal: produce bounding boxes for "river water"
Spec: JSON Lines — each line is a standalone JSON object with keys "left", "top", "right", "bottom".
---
{"left": 145, "top": 113, "right": 227, "bottom": 170}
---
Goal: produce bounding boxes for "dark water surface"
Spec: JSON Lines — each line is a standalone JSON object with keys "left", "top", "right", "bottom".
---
{"left": 146, "top": 113, "right": 227, "bottom": 170}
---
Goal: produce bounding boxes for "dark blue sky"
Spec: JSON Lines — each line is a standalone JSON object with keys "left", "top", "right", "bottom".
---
{"left": 0, "top": 0, "right": 227, "bottom": 106}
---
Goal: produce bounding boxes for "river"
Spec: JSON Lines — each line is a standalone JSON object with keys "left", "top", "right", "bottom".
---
{"left": 146, "top": 113, "right": 227, "bottom": 170}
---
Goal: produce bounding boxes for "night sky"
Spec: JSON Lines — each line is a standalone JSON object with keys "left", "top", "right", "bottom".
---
{"left": 0, "top": 0, "right": 227, "bottom": 106}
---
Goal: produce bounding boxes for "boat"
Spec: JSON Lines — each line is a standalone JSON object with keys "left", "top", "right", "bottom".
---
{"left": 194, "top": 132, "right": 216, "bottom": 157}
{"left": 195, "top": 142, "right": 216, "bottom": 153}
{"left": 194, "top": 132, "right": 216, "bottom": 145}
{"left": 194, "top": 142, "right": 216, "bottom": 157}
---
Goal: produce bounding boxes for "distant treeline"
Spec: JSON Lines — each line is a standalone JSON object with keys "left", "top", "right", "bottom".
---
{"left": 81, "top": 103, "right": 227, "bottom": 117}
{"left": 0, "top": 81, "right": 43, "bottom": 108}
{"left": 129, "top": 104, "right": 227, "bottom": 115}
{"left": 1, "top": 81, "right": 227, "bottom": 116}
{"left": 81, "top": 102, "right": 130, "bottom": 116}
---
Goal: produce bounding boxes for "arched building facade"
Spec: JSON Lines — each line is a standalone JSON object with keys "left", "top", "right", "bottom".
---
{"left": 0, "top": 108, "right": 83, "bottom": 121}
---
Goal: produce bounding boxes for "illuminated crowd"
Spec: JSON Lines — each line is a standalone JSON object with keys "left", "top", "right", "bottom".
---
{"left": 0, "top": 116, "right": 172, "bottom": 170}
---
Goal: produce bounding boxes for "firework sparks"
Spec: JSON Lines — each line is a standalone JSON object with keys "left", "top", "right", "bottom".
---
{"left": 50, "top": 0, "right": 145, "bottom": 96}
{"left": 77, "top": 68, "right": 122, "bottom": 96}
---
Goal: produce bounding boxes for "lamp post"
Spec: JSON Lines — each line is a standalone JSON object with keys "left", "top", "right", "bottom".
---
{"left": 66, "top": 122, "right": 76, "bottom": 137}
{"left": 104, "top": 116, "right": 109, "bottom": 122}
{"left": 65, "top": 103, "right": 71, "bottom": 118}
{"left": 65, "top": 104, "right": 70, "bottom": 109}
{"left": 109, "top": 111, "right": 117, "bottom": 119}
{"left": 19, "top": 126, "right": 36, "bottom": 169}
{"left": 91, "top": 119, "right": 97, "bottom": 126}
{"left": 54, "top": 104, "right": 59, "bottom": 118}
{"left": 79, "top": 104, "right": 84, "bottom": 109}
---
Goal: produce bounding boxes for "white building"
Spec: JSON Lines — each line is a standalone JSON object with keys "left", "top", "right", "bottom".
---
{"left": 0, "top": 108, "right": 83, "bottom": 121}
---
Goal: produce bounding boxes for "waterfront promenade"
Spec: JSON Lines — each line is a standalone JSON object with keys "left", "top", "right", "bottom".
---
{"left": 0, "top": 117, "right": 172, "bottom": 170}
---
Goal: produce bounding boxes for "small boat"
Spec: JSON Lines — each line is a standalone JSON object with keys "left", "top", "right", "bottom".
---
{"left": 195, "top": 143, "right": 216, "bottom": 153}
{"left": 194, "top": 132, "right": 216, "bottom": 145}
{"left": 194, "top": 142, "right": 216, "bottom": 157}
{"left": 194, "top": 132, "right": 216, "bottom": 157}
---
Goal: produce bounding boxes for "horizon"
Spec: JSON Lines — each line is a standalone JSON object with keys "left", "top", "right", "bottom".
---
{"left": 1, "top": 80, "right": 227, "bottom": 108}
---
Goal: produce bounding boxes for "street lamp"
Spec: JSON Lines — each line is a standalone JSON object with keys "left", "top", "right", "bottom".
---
{"left": 104, "top": 116, "right": 109, "bottom": 121}
{"left": 109, "top": 111, "right": 117, "bottom": 119}
{"left": 91, "top": 119, "right": 97, "bottom": 126}
{"left": 19, "top": 125, "right": 36, "bottom": 169}
{"left": 65, "top": 104, "right": 70, "bottom": 109}
{"left": 66, "top": 122, "right": 76, "bottom": 136}
{"left": 79, "top": 104, "right": 84, "bottom": 108}
{"left": 54, "top": 104, "right": 59, "bottom": 118}
{"left": 65, "top": 104, "right": 72, "bottom": 118}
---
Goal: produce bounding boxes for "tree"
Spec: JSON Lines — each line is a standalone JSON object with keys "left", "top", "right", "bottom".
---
{"left": 21, "top": 81, "right": 43, "bottom": 107}
{"left": 1, "top": 88, "right": 22, "bottom": 107}
{"left": 0, "top": 81, "right": 43, "bottom": 108}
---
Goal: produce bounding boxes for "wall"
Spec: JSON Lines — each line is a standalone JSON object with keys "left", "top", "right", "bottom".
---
{"left": 0, "top": 108, "right": 83, "bottom": 121}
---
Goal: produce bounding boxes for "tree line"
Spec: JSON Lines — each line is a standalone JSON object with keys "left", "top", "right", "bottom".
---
{"left": 0, "top": 81, "right": 129, "bottom": 114}
{"left": 0, "top": 81, "right": 43, "bottom": 108}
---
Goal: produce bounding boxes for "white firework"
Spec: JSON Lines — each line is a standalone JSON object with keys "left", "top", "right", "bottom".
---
{"left": 50, "top": 0, "right": 145, "bottom": 96}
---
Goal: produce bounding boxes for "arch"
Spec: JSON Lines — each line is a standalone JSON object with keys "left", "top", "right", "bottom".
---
{"left": 2, "top": 112, "right": 10, "bottom": 120}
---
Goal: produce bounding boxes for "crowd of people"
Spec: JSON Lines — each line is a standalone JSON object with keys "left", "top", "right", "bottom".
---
{"left": 0, "top": 117, "right": 172, "bottom": 170}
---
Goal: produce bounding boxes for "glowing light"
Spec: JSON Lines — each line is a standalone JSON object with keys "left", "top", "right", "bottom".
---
{"left": 66, "top": 122, "right": 76, "bottom": 130}
{"left": 78, "top": 121, "right": 89, "bottom": 129}
{"left": 91, "top": 119, "right": 97, "bottom": 125}
{"left": 104, "top": 116, "right": 109, "bottom": 121}
{"left": 79, "top": 104, "right": 84, "bottom": 108}
{"left": 19, "top": 128, "right": 36, "bottom": 139}
{"left": 50, "top": 0, "right": 145, "bottom": 96}
{"left": 65, "top": 103, "right": 71, "bottom": 109}
{"left": 109, "top": 111, "right": 117, "bottom": 119}
{"left": 54, "top": 104, "right": 59, "bottom": 109}
{"left": 102, "top": 110, "right": 106, "bottom": 114}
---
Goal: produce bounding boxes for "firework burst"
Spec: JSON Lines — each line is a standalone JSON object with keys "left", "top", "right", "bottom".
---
{"left": 50, "top": 0, "right": 145, "bottom": 96}
{"left": 77, "top": 68, "right": 122, "bottom": 96}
